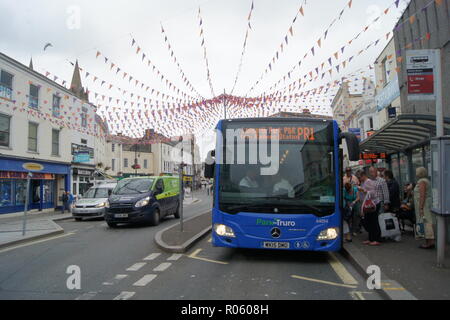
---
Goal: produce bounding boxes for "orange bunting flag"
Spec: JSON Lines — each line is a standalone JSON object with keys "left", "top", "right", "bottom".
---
{"left": 299, "top": 6, "right": 304, "bottom": 16}
{"left": 409, "top": 15, "right": 416, "bottom": 24}
{"left": 317, "top": 38, "right": 322, "bottom": 48}
{"left": 348, "top": 0, "right": 352, "bottom": 8}
{"left": 435, "top": 0, "right": 443, "bottom": 5}
{"left": 334, "top": 52, "right": 339, "bottom": 59}
{"left": 384, "top": 8, "right": 389, "bottom": 14}
{"left": 96, "top": 51, "right": 101, "bottom": 58}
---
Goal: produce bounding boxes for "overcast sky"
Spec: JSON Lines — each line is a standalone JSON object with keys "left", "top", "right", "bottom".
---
{"left": 0, "top": 0, "right": 410, "bottom": 158}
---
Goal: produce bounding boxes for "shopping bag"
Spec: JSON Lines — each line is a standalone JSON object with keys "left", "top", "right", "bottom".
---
{"left": 378, "top": 212, "right": 401, "bottom": 239}
{"left": 414, "top": 217, "right": 425, "bottom": 239}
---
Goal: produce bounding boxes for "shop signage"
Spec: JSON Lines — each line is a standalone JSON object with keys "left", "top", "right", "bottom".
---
{"left": 74, "top": 152, "right": 90, "bottom": 163}
{"left": 360, "top": 153, "right": 387, "bottom": 160}
{"left": 22, "top": 163, "right": 44, "bottom": 171}
{"left": 0, "top": 171, "right": 54, "bottom": 180}
{"left": 388, "top": 107, "right": 397, "bottom": 119}
{"left": 376, "top": 75, "right": 400, "bottom": 111}
{"left": 406, "top": 50, "right": 438, "bottom": 101}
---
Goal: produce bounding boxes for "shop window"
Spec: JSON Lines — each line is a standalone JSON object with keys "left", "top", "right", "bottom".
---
{"left": 15, "top": 180, "right": 27, "bottom": 205}
{"left": 124, "top": 158, "right": 128, "bottom": 168}
{"left": 0, "top": 113, "right": 11, "bottom": 147}
{"left": 43, "top": 181, "right": 54, "bottom": 203}
{"left": 28, "top": 122, "right": 38, "bottom": 152}
{"left": 0, "top": 180, "right": 13, "bottom": 207}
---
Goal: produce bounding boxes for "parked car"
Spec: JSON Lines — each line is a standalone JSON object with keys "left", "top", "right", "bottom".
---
{"left": 72, "top": 182, "right": 117, "bottom": 221}
{"left": 105, "top": 176, "right": 180, "bottom": 228}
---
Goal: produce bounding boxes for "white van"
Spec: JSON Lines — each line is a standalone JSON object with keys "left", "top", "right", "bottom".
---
{"left": 72, "top": 181, "right": 117, "bottom": 221}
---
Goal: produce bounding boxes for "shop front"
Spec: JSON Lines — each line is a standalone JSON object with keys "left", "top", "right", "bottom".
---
{"left": 0, "top": 157, "right": 71, "bottom": 214}
{"left": 72, "top": 166, "right": 95, "bottom": 197}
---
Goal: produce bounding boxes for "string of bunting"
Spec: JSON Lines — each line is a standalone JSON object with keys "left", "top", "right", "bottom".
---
{"left": 160, "top": 23, "right": 205, "bottom": 99}
{"left": 197, "top": 7, "right": 216, "bottom": 97}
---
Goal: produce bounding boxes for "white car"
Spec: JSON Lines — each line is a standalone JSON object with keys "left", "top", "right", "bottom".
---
{"left": 72, "top": 182, "right": 117, "bottom": 221}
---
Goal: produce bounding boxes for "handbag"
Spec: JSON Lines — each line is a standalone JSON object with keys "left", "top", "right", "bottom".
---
{"left": 343, "top": 205, "right": 353, "bottom": 221}
{"left": 362, "top": 193, "right": 376, "bottom": 214}
{"left": 378, "top": 212, "right": 401, "bottom": 240}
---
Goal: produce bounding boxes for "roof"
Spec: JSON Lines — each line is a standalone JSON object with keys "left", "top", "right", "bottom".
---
{"left": 360, "top": 115, "right": 450, "bottom": 154}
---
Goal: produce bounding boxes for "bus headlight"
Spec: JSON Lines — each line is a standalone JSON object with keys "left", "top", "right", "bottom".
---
{"left": 214, "top": 224, "right": 236, "bottom": 238}
{"left": 317, "top": 228, "right": 339, "bottom": 241}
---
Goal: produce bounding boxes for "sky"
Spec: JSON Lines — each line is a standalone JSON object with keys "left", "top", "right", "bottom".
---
{"left": 0, "top": 0, "right": 410, "bottom": 159}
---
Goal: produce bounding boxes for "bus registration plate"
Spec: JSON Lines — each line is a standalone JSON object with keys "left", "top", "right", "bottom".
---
{"left": 263, "top": 242, "right": 290, "bottom": 249}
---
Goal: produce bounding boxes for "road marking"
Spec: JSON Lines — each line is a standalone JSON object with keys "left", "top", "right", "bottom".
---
{"left": 167, "top": 253, "right": 183, "bottom": 261}
{"left": 103, "top": 274, "right": 128, "bottom": 286}
{"left": 133, "top": 274, "right": 157, "bottom": 287}
{"left": 384, "top": 287, "right": 406, "bottom": 291}
{"left": 291, "top": 275, "right": 358, "bottom": 289}
{"left": 75, "top": 292, "right": 97, "bottom": 300}
{"left": 153, "top": 262, "right": 172, "bottom": 272}
{"left": 327, "top": 253, "right": 358, "bottom": 285}
{"left": 113, "top": 291, "right": 135, "bottom": 300}
{"left": 349, "top": 291, "right": 372, "bottom": 300}
{"left": 0, "top": 232, "right": 76, "bottom": 254}
{"left": 187, "top": 248, "right": 229, "bottom": 265}
{"left": 126, "top": 262, "right": 146, "bottom": 271}
{"left": 143, "top": 253, "right": 161, "bottom": 261}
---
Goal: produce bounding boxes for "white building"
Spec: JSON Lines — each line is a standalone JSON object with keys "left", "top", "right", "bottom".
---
{"left": 0, "top": 52, "right": 85, "bottom": 213}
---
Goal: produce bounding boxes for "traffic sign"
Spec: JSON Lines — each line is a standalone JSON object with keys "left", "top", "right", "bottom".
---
{"left": 406, "top": 50, "right": 438, "bottom": 101}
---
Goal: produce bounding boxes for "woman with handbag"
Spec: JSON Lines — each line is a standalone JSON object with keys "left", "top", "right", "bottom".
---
{"left": 358, "top": 172, "right": 382, "bottom": 246}
{"left": 414, "top": 167, "right": 435, "bottom": 249}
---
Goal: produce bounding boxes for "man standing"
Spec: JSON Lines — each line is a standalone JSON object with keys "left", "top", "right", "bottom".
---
{"left": 61, "top": 191, "right": 69, "bottom": 214}
{"left": 343, "top": 167, "right": 360, "bottom": 186}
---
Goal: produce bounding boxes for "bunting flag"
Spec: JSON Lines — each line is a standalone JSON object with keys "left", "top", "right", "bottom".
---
{"left": 265, "top": 0, "right": 404, "bottom": 95}
{"left": 197, "top": 7, "right": 216, "bottom": 97}
{"left": 230, "top": 1, "right": 255, "bottom": 95}
{"left": 160, "top": 23, "right": 204, "bottom": 99}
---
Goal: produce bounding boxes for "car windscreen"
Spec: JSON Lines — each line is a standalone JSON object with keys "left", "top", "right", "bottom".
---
{"left": 113, "top": 179, "right": 154, "bottom": 195}
{"left": 83, "top": 187, "right": 111, "bottom": 199}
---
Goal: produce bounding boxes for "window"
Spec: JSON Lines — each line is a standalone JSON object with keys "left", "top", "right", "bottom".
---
{"left": 52, "top": 129, "right": 59, "bottom": 156}
{"left": 81, "top": 107, "right": 88, "bottom": 128}
{"left": 0, "top": 70, "right": 13, "bottom": 100}
{"left": 29, "top": 84, "right": 39, "bottom": 109}
{"left": 112, "top": 143, "right": 115, "bottom": 152}
{"left": 111, "top": 159, "right": 115, "bottom": 171}
{"left": 81, "top": 139, "right": 87, "bottom": 145}
{"left": 124, "top": 158, "right": 128, "bottom": 168}
{"left": 28, "top": 122, "right": 38, "bottom": 152}
{"left": 369, "top": 117, "right": 374, "bottom": 130}
{"left": 0, "top": 114, "right": 11, "bottom": 147}
{"left": 52, "top": 95, "right": 61, "bottom": 117}
{"left": 144, "top": 159, "right": 148, "bottom": 169}
{"left": 0, "top": 180, "right": 13, "bottom": 207}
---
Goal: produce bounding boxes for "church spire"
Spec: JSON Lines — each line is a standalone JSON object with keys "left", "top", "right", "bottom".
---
{"left": 70, "top": 60, "right": 88, "bottom": 101}
{"left": 29, "top": 57, "right": 34, "bottom": 70}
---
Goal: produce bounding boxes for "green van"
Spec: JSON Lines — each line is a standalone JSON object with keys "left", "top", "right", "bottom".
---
{"left": 105, "top": 176, "right": 180, "bottom": 227}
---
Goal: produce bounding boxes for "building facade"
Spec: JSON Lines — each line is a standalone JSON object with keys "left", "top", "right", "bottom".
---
{"left": 0, "top": 52, "right": 73, "bottom": 213}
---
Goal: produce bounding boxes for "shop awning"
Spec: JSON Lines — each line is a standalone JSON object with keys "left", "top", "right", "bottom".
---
{"left": 360, "top": 115, "right": 450, "bottom": 154}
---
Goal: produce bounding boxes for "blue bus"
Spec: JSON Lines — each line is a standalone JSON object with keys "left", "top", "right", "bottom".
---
{"left": 205, "top": 117, "right": 360, "bottom": 252}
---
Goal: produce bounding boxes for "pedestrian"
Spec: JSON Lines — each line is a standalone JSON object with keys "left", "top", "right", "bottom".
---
{"left": 384, "top": 170, "right": 400, "bottom": 214}
{"left": 343, "top": 182, "right": 360, "bottom": 242}
{"left": 343, "top": 167, "right": 360, "bottom": 186}
{"left": 358, "top": 166, "right": 390, "bottom": 246}
{"left": 67, "top": 191, "right": 74, "bottom": 213}
{"left": 61, "top": 191, "right": 69, "bottom": 214}
{"left": 398, "top": 183, "right": 416, "bottom": 230}
{"left": 414, "top": 167, "right": 435, "bottom": 249}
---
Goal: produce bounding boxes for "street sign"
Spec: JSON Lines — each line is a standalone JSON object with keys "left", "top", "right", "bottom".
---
{"left": 406, "top": 50, "right": 438, "bottom": 101}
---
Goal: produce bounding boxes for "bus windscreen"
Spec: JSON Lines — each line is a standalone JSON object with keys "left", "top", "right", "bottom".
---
{"left": 218, "top": 121, "right": 335, "bottom": 216}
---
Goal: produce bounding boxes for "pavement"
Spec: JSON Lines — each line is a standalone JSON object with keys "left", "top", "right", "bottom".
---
{"left": 156, "top": 210, "right": 450, "bottom": 300}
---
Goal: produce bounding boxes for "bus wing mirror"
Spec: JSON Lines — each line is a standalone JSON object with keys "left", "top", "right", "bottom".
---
{"left": 340, "top": 132, "right": 360, "bottom": 161}
{"left": 204, "top": 150, "right": 215, "bottom": 179}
